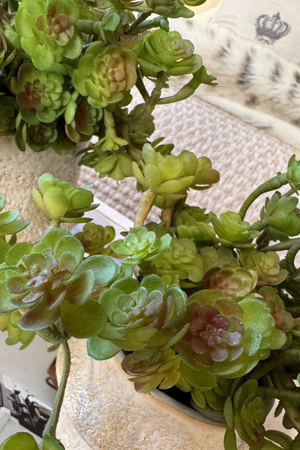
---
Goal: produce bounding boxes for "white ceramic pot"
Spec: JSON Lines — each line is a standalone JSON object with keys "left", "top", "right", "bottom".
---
{"left": 56, "top": 339, "right": 249, "bottom": 450}
{"left": 0, "top": 136, "right": 82, "bottom": 242}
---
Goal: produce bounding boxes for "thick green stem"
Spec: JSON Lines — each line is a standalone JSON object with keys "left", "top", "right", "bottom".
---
{"left": 136, "top": 69, "right": 150, "bottom": 102}
{"left": 127, "top": 12, "right": 151, "bottom": 34}
{"left": 260, "top": 387, "right": 300, "bottom": 403}
{"left": 260, "top": 239, "right": 300, "bottom": 253}
{"left": 139, "top": 72, "right": 169, "bottom": 121}
{"left": 239, "top": 175, "right": 287, "bottom": 220}
{"left": 271, "top": 368, "right": 300, "bottom": 433}
{"left": 134, "top": 190, "right": 156, "bottom": 227}
{"left": 286, "top": 240, "right": 300, "bottom": 275}
{"left": 43, "top": 339, "right": 71, "bottom": 438}
{"left": 158, "top": 67, "right": 216, "bottom": 105}
{"left": 248, "top": 350, "right": 300, "bottom": 381}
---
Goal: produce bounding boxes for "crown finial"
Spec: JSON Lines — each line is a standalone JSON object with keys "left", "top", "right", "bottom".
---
{"left": 255, "top": 12, "right": 291, "bottom": 45}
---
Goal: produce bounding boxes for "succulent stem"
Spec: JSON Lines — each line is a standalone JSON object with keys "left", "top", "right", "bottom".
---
{"left": 139, "top": 71, "right": 169, "bottom": 122}
{"left": 43, "top": 338, "right": 71, "bottom": 439}
{"left": 260, "top": 239, "right": 300, "bottom": 253}
{"left": 271, "top": 368, "right": 300, "bottom": 433}
{"left": 260, "top": 386, "right": 300, "bottom": 403}
{"left": 136, "top": 68, "right": 150, "bottom": 102}
{"left": 134, "top": 190, "right": 156, "bottom": 227}
{"left": 248, "top": 350, "right": 300, "bottom": 381}
{"left": 162, "top": 207, "right": 173, "bottom": 228}
{"left": 239, "top": 175, "right": 288, "bottom": 220}
{"left": 286, "top": 240, "right": 300, "bottom": 274}
{"left": 127, "top": 12, "right": 151, "bottom": 34}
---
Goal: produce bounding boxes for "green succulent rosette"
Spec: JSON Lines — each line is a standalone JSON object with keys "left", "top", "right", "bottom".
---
{"left": 204, "top": 264, "right": 257, "bottom": 298}
{"left": 0, "top": 310, "right": 35, "bottom": 349}
{"left": 154, "top": 237, "right": 204, "bottom": 286}
{"left": 239, "top": 248, "right": 288, "bottom": 286}
{"left": 0, "top": 432, "right": 65, "bottom": 450}
{"left": 256, "top": 286, "right": 294, "bottom": 333}
{"left": 65, "top": 94, "right": 103, "bottom": 143}
{"left": 132, "top": 144, "right": 219, "bottom": 208}
{"left": 0, "top": 96, "right": 18, "bottom": 136}
{"left": 0, "top": 228, "right": 120, "bottom": 332}
{"left": 19, "top": 122, "right": 58, "bottom": 152}
{"left": 177, "top": 295, "right": 287, "bottom": 378}
{"left": 199, "top": 247, "right": 239, "bottom": 275}
{"left": 111, "top": 226, "right": 171, "bottom": 265}
{"left": 15, "top": 0, "right": 92, "bottom": 71}
{"left": 32, "top": 173, "right": 98, "bottom": 224}
{"left": 133, "top": 29, "right": 202, "bottom": 77}
{"left": 224, "top": 380, "right": 267, "bottom": 450}
{"left": 73, "top": 41, "right": 137, "bottom": 109}
{"left": 92, "top": 151, "right": 133, "bottom": 181}
{"left": 285, "top": 154, "right": 300, "bottom": 192}
{"left": 122, "top": 346, "right": 181, "bottom": 393}
{"left": 191, "top": 378, "right": 232, "bottom": 413}
{"left": 75, "top": 223, "right": 115, "bottom": 255}
{"left": 174, "top": 204, "right": 216, "bottom": 245}
{"left": 0, "top": 194, "right": 28, "bottom": 260}
{"left": 260, "top": 192, "right": 300, "bottom": 241}
{"left": 97, "top": 274, "right": 188, "bottom": 351}
{"left": 210, "top": 211, "right": 260, "bottom": 247}
{"left": 11, "top": 63, "right": 71, "bottom": 125}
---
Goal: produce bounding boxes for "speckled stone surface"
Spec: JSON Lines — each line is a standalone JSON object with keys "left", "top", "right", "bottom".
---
{"left": 56, "top": 339, "right": 249, "bottom": 450}
{"left": 0, "top": 136, "right": 80, "bottom": 242}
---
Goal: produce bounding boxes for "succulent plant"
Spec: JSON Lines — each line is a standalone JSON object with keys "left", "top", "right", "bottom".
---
{"left": 0, "top": 96, "right": 18, "bottom": 136}
{"left": 32, "top": 173, "right": 98, "bottom": 225}
{"left": 154, "top": 237, "right": 204, "bottom": 286}
{"left": 199, "top": 247, "right": 239, "bottom": 275}
{"left": 260, "top": 192, "right": 300, "bottom": 241}
{"left": 15, "top": 0, "right": 92, "bottom": 71}
{"left": 210, "top": 212, "right": 260, "bottom": 247}
{"left": 132, "top": 144, "right": 219, "bottom": 209}
{"left": 204, "top": 264, "right": 257, "bottom": 298}
{"left": 174, "top": 204, "right": 216, "bottom": 245}
{"left": 75, "top": 223, "right": 115, "bottom": 255}
{"left": 0, "top": 227, "right": 119, "bottom": 331}
{"left": 0, "top": 310, "right": 35, "bottom": 348}
{"left": 11, "top": 63, "right": 72, "bottom": 125}
{"left": 133, "top": 29, "right": 202, "bottom": 77}
{"left": 224, "top": 380, "right": 267, "bottom": 450}
{"left": 73, "top": 41, "right": 137, "bottom": 109}
{"left": 111, "top": 225, "right": 171, "bottom": 265}
{"left": 2, "top": 1, "right": 300, "bottom": 447}
{"left": 122, "top": 346, "right": 181, "bottom": 393}
{"left": 239, "top": 248, "right": 288, "bottom": 286}
{"left": 97, "top": 274, "right": 187, "bottom": 352}
{"left": 177, "top": 296, "right": 287, "bottom": 378}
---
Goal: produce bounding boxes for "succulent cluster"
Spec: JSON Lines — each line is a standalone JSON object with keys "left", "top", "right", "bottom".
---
{"left": 3, "top": 156, "right": 300, "bottom": 450}
{"left": 2, "top": 1, "right": 300, "bottom": 449}
{"left": 0, "top": 0, "right": 214, "bottom": 163}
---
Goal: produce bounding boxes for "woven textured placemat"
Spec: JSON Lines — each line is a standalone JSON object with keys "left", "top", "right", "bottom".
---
{"left": 79, "top": 84, "right": 298, "bottom": 226}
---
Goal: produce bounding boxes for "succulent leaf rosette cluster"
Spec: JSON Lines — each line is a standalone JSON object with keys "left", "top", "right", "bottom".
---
{"left": 0, "top": 0, "right": 215, "bottom": 162}
{"left": 3, "top": 1, "right": 300, "bottom": 448}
